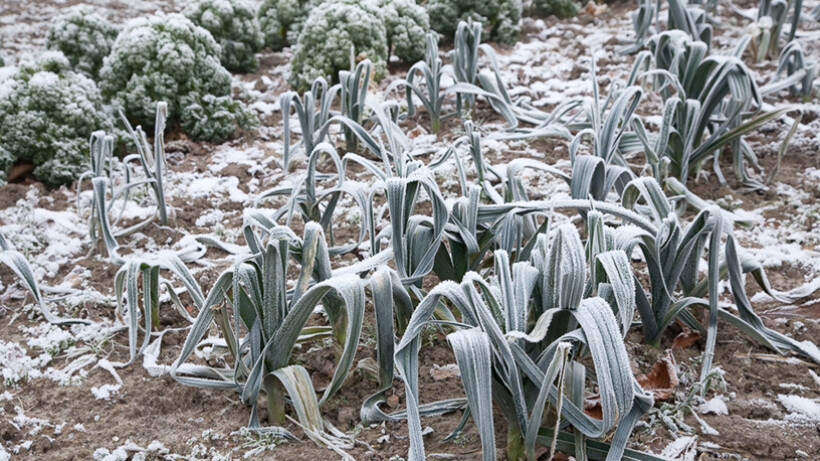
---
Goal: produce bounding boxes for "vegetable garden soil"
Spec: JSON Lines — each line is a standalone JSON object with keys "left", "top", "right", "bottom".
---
{"left": 2, "top": 0, "right": 820, "bottom": 460}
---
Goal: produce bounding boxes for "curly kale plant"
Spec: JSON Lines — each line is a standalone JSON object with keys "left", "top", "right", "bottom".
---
{"left": 0, "top": 52, "right": 110, "bottom": 187}
{"left": 379, "top": 0, "right": 430, "bottom": 63}
{"left": 99, "top": 13, "right": 255, "bottom": 142}
{"left": 289, "top": 0, "right": 387, "bottom": 90}
{"left": 45, "top": 5, "right": 118, "bottom": 79}
{"left": 532, "top": 0, "right": 579, "bottom": 19}
{"left": 183, "top": 0, "right": 264, "bottom": 72}
{"left": 426, "top": 0, "right": 522, "bottom": 45}
{"left": 258, "top": 0, "right": 321, "bottom": 51}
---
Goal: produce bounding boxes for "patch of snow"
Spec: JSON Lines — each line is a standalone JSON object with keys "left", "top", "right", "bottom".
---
{"left": 90, "top": 384, "right": 121, "bottom": 401}
{"left": 661, "top": 435, "right": 696, "bottom": 460}
{"left": 0, "top": 340, "right": 45, "bottom": 386}
{"left": 697, "top": 397, "right": 728, "bottom": 416}
{"left": 777, "top": 394, "right": 820, "bottom": 421}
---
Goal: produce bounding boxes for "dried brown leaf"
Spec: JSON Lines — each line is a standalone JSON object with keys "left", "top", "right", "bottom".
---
{"left": 636, "top": 349, "right": 679, "bottom": 400}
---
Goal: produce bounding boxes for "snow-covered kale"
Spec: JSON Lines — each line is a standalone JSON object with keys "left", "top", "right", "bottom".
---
{"left": 99, "top": 13, "right": 255, "bottom": 142}
{"left": 45, "top": 5, "right": 118, "bottom": 79}
{"left": 183, "top": 0, "right": 264, "bottom": 72}
{"left": 532, "top": 0, "right": 579, "bottom": 19}
{"left": 379, "top": 0, "right": 430, "bottom": 64}
{"left": 426, "top": 0, "right": 522, "bottom": 45}
{"left": 289, "top": 0, "right": 387, "bottom": 90}
{"left": 0, "top": 52, "right": 110, "bottom": 188}
{"left": 181, "top": 93, "right": 258, "bottom": 142}
{"left": 258, "top": 0, "right": 321, "bottom": 51}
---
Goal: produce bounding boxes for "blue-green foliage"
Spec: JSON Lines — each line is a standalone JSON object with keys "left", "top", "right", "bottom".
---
{"left": 0, "top": 52, "right": 111, "bottom": 187}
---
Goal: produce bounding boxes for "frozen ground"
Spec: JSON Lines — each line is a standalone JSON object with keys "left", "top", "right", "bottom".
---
{"left": 1, "top": 0, "right": 820, "bottom": 460}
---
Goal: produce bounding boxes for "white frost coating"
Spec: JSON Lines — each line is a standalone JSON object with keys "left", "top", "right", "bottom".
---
{"left": 809, "top": 369, "right": 820, "bottom": 389}
{"left": 185, "top": 176, "right": 249, "bottom": 203}
{"left": 207, "top": 145, "right": 267, "bottom": 174}
{"left": 194, "top": 209, "right": 225, "bottom": 227}
{"left": 779, "top": 383, "right": 810, "bottom": 391}
{"left": 23, "top": 323, "right": 75, "bottom": 355}
{"left": 796, "top": 340, "right": 820, "bottom": 365}
{"left": 6, "top": 205, "right": 86, "bottom": 279}
{"left": 661, "top": 435, "right": 696, "bottom": 460}
{"left": 0, "top": 340, "right": 45, "bottom": 386}
{"left": 250, "top": 100, "right": 279, "bottom": 116}
{"left": 28, "top": 71, "right": 60, "bottom": 88}
{"left": 90, "top": 384, "right": 121, "bottom": 401}
{"left": 697, "top": 397, "right": 729, "bottom": 416}
{"left": 777, "top": 394, "right": 820, "bottom": 421}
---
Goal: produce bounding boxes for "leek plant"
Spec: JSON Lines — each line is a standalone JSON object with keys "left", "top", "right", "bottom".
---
{"left": 0, "top": 232, "right": 89, "bottom": 325}
{"left": 280, "top": 78, "right": 338, "bottom": 169}
{"left": 446, "top": 20, "right": 519, "bottom": 127}
{"left": 112, "top": 248, "right": 205, "bottom": 366}
{"left": 403, "top": 33, "right": 447, "bottom": 133}
{"left": 394, "top": 225, "right": 659, "bottom": 461}
{"left": 564, "top": 60, "right": 638, "bottom": 201}
{"left": 569, "top": 59, "right": 642, "bottom": 168}
{"left": 451, "top": 19, "right": 481, "bottom": 113}
{"left": 170, "top": 220, "right": 378, "bottom": 451}
{"left": 255, "top": 142, "right": 373, "bottom": 255}
{"left": 629, "top": 32, "right": 794, "bottom": 189}
{"left": 120, "top": 102, "right": 171, "bottom": 226}
{"left": 620, "top": 178, "right": 820, "bottom": 377}
{"left": 80, "top": 132, "right": 124, "bottom": 261}
{"left": 667, "top": 0, "right": 712, "bottom": 46}
{"left": 339, "top": 59, "right": 371, "bottom": 152}
{"left": 394, "top": 25, "right": 523, "bottom": 133}
{"left": 765, "top": 40, "right": 817, "bottom": 101}
{"left": 749, "top": 0, "right": 802, "bottom": 62}
{"left": 471, "top": 177, "right": 820, "bottom": 376}
{"left": 619, "top": 0, "right": 656, "bottom": 54}
{"left": 80, "top": 103, "right": 172, "bottom": 261}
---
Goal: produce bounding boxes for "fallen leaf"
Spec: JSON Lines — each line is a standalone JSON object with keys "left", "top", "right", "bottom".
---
{"left": 762, "top": 302, "right": 820, "bottom": 320}
{"left": 584, "top": 393, "right": 603, "bottom": 420}
{"left": 7, "top": 162, "right": 35, "bottom": 183}
{"left": 407, "top": 126, "right": 428, "bottom": 139}
{"left": 582, "top": 1, "right": 607, "bottom": 16}
{"left": 636, "top": 349, "right": 679, "bottom": 400}
{"left": 672, "top": 322, "right": 701, "bottom": 349}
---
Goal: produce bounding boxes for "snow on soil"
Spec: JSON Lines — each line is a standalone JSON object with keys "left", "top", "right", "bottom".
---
{"left": 697, "top": 397, "right": 729, "bottom": 416}
{"left": 778, "top": 394, "right": 820, "bottom": 422}
{"left": 1, "top": 0, "right": 820, "bottom": 458}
